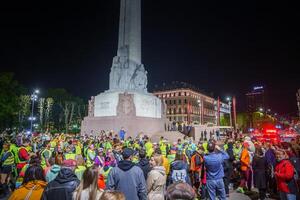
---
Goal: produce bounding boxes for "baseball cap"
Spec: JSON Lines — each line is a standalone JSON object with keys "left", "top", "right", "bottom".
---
{"left": 122, "top": 148, "right": 134, "bottom": 159}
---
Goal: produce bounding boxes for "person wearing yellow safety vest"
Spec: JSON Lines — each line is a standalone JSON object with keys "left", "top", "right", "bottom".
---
{"left": 0, "top": 142, "right": 14, "bottom": 197}
{"left": 86, "top": 144, "right": 96, "bottom": 168}
{"left": 74, "top": 155, "right": 86, "bottom": 181}
{"left": 160, "top": 140, "right": 168, "bottom": 157}
{"left": 40, "top": 141, "right": 52, "bottom": 169}
{"left": 177, "top": 139, "right": 183, "bottom": 152}
{"left": 167, "top": 147, "right": 177, "bottom": 164}
{"left": 144, "top": 138, "right": 154, "bottom": 158}
{"left": 101, "top": 157, "right": 113, "bottom": 184}
{"left": 50, "top": 139, "right": 57, "bottom": 152}
{"left": 74, "top": 140, "right": 82, "bottom": 156}
{"left": 64, "top": 146, "right": 76, "bottom": 161}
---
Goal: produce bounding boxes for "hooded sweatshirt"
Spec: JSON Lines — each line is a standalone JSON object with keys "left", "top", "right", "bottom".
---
{"left": 137, "top": 158, "right": 151, "bottom": 180}
{"left": 170, "top": 160, "right": 191, "bottom": 184}
{"left": 46, "top": 164, "right": 61, "bottom": 182}
{"left": 9, "top": 180, "right": 47, "bottom": 200}
{"left": 107, "top": 160, "right": 147, "bottom": 200}
{"left": 42, "top": 168, "right": 80, "bottom": 200}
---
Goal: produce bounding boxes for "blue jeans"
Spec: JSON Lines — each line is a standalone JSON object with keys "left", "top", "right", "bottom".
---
{"left": 279, "top": 192, "right": 297, "bottom": 200}
{"left": 206, "top": 179, "right": 226, "bottom": 200}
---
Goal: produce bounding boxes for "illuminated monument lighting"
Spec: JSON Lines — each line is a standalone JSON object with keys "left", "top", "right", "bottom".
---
{"left": 81, "top": 0, "right": 165, "bottom": 136}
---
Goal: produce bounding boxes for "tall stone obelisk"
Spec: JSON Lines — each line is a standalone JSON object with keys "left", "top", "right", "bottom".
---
{"left": 81, "top": 0, "right": 165, "bottom": 137}
{"left": 109, "top": 0, "right": 147, "bottom": 92}
{"left": 118, "top": 0, "right": 141, "bottom": 64}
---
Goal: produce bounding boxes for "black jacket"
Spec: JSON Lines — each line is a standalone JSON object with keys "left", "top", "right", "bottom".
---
{"left": 137, "top": 158, "right": 151, "bottom": 180}
{"left": 42, "top": 168, "right": 80, "bottom": 200}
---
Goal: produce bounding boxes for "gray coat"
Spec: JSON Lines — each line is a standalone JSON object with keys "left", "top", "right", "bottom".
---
{"left": 107, "top": 160, "right": 147, "bottom": 200}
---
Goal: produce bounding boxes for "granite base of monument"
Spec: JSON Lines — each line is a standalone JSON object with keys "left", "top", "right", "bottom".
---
{"left": 81, "top": 91, "right": 166, "bottom": 137}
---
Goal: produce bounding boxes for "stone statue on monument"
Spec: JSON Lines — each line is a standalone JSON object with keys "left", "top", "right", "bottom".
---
{"left": 109, "top": 45, "right": 147, "bottom": 92}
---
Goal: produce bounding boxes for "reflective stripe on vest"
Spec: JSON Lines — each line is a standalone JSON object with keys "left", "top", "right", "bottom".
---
{"left": 2, "top": 151, "right": 14, "bottom": 166}
{"left": 65, "top": 153, "right": 76, "bottom": 160}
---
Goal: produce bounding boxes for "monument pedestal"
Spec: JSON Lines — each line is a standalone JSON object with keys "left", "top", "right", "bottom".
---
{"left": 81, "top": 91, "right": 166, "bottom": 136}
{"left": 81, "top": 0, "right": 166, "bottom": 136}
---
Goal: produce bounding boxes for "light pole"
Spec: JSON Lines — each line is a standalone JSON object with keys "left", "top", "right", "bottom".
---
{"left": 197, "top": 99, "right": 201, "bottom": 125}
{"left": 226, "top": 97, "right": 232, "bottom": 127}
{"left": 29, "top": 89, "right": 39, "bottom": 134}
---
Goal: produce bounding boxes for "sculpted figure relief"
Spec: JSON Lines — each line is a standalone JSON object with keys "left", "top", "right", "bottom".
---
{"left": 109, "top": 53, "right": 147, "bottom": 92}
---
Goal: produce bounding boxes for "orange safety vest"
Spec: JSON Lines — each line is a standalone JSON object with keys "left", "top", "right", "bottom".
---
{"left": 190, "top": 153, "right": 203, "bottom": 172}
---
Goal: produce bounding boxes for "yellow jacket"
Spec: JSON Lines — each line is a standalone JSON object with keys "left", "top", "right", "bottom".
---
{"left": 9, "top": 180, "right": 47, "bottom": 200}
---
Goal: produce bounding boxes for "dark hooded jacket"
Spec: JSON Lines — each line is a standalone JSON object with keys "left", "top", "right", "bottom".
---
{"left": 137, "top": 158, "right": 151, "bottom": 180}
{"left": 42, "top": 168, "right": 80, "bottom": 200}
{"left": 107, "top": 160, "right": 147, "bottom": 200}
{"left": 169, "top": 160, "right": 191, "bottom": 185}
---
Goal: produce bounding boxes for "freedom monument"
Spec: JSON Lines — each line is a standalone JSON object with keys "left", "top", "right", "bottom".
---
{"left": 81, "top": 0, "right": 165, "bottom": 136}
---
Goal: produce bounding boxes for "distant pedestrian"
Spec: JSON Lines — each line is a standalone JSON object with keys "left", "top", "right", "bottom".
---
{"left": 119, "top": 127, "right": 126, "bottom": 141}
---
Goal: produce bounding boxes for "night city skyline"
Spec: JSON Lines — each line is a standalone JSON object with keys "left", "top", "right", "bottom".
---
{"left": 1, "top": 0, "right": 299, "bottom": 115}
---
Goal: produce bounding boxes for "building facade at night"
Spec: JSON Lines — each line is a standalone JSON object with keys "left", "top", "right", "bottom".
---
{"left": 246, "top": 86, "right": 266, "bottom": 113}
{"left": 153, "top": 87, "right": 230, "bottom": 125}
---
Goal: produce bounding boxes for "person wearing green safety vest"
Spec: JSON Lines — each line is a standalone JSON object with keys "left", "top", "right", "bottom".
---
{"left": 144, "top": 139, "right": 154, "bottom": 158}
{"left": 0, "top": 142, "right": 14, "bottom": 197}
{"left": 104, "top": 141, "right": 112, "bottom": 152}
{"left": 9, "top": 142, "right": 19, "bottom": 164}
{"left": 40, "top": 141, "right": 52, "bottom": 169}
{"left": 64, "top": 145, "right": 76, "bottom": 161}
{"left": 177, "top": 139, "right": 183, "bottom": 151}
{"left": 233, "top": 142, "right": 242, "bottom": 161}
{"left": 86, "top": 144, "right": 96, "bottom": 168}
{"left": 101, "top": 165, "right": 112, "bottom": 184}
{"left": 160, "top": 140, "right": 168, "bottom": 156}
{"left": 202, "top": 140, "right": 208, "bottom": 154}
{"left": 167, "top": 147, "right": 176, "bottom": 164}
{"left": 50, "top": 140, "right": 57, "bottom": 152}
{"left": 75, "top": 143, "right": 82, "bottom": 156}
{"left": 74, "top": 156, "right": 86, "bottom": 180}
{"left": 159, "top": 136, "right": 164, "bottom": 147}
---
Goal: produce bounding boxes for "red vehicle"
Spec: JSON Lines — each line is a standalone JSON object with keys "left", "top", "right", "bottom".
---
{"left": 262, "top": 128, "right": 281, "bottom": 144}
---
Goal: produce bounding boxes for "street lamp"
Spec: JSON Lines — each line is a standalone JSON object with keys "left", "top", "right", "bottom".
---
{"left": 259, "top": 108, "right": 264, "bottom": 112}
{"left": 29, "top": 89, "right": 39, "bottom": 134}
{"left": 226, "top": 97, "right": 232, "bottom": 127}
{"left": 197, "top": 99, "right": 202, "bottom": 125}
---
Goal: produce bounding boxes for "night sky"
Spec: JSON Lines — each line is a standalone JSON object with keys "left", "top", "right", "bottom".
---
{"left": 0, "top": 1, "right": 299, "bottom": 115}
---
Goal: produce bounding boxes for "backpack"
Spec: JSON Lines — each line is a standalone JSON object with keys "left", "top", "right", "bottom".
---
{"left": 171, "top": 169, "right": 187, "bottom": 183}
{"left": 290, "top": 157, "right": 300, "bottom": 180}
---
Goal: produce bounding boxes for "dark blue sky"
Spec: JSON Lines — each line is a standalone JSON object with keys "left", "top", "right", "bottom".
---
{"left": 0, "top": 0, "right": 299, "bottom": 115}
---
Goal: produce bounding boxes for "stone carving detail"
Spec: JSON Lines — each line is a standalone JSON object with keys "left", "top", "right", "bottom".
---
{"left": 109, "top": 48, "right": 147, "bottom": 92}
{"left": 88, "top": 96, "right": 95, "bottom": 117}
{"left": 117, "top": 93, "right": 136, "bottom": 116}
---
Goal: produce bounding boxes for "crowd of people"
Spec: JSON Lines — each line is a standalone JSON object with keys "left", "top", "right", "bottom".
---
{"left": 0, "top": 129, "right": 300, "bottom": 200}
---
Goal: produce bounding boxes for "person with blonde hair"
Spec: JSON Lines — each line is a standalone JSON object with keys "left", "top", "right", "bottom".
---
{"left": 73, "top": 166, "right": 103, "bottom": 200}
{"left": 99, "top": 191, "right": 125, "bottom": 200}
{"left": 147, "top": 154, "right": 167, "bottom": 200}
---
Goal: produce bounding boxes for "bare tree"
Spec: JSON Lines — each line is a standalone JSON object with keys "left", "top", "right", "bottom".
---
{"left": 45, "top": 98, "right": 54, "bottom": 131}
{"left": 60, "top": 101, "right": 75, "bottom": 133}
{"left": 38, "top": 98, "right": 45, "bottom": 131}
